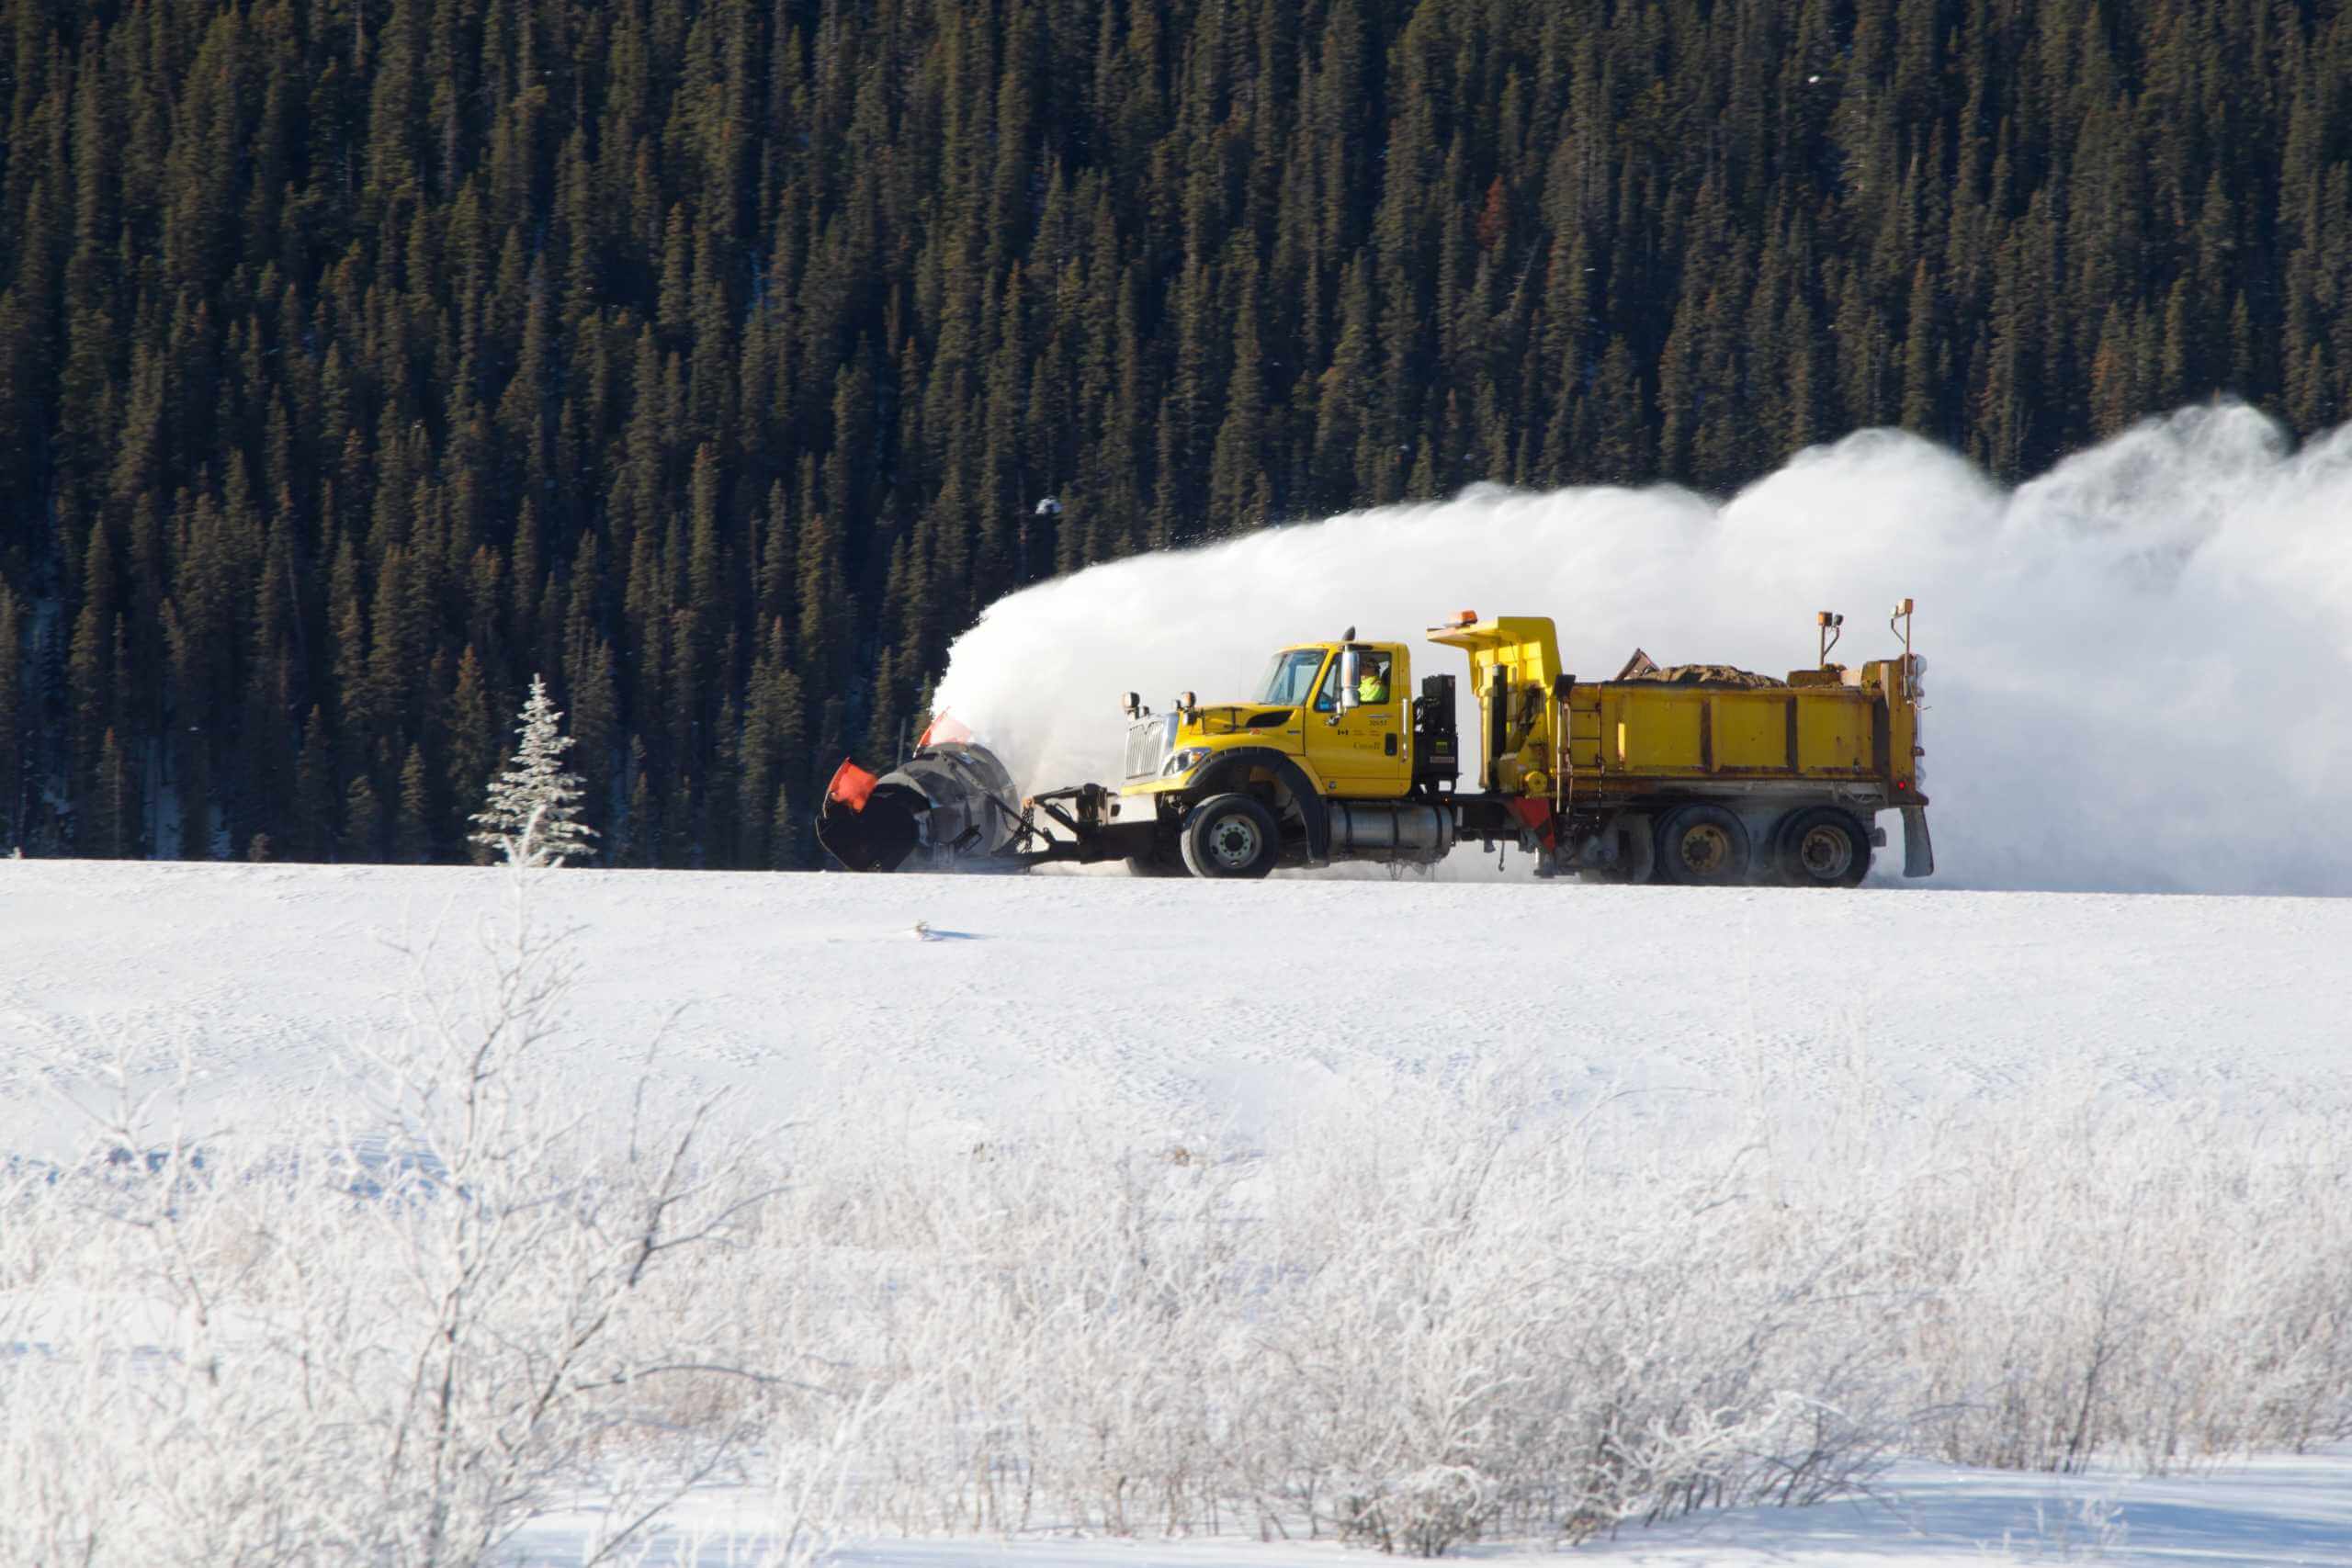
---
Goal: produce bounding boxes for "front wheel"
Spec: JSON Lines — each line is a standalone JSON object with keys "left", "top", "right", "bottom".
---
{"left": 1125, "top": 845, "right": 1187, "bottom": 877}
{"left": 1178, "top": 793, "right": 1281, "bottom": 879}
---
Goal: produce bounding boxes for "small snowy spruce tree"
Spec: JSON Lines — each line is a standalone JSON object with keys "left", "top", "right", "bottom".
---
{"left": 471, "top": 673, "right": 597, "bottom": 866}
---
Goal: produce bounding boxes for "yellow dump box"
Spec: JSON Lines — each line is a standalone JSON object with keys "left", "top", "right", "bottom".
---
{"left": 1431, "top": 606, "right": 1932, "bottom": 885}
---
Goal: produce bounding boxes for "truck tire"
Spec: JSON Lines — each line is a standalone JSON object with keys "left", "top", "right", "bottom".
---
{"left": 1125, "top": 845, "right": 1186, "bottom": 877}
{"left": 1655, "top": 803, "right": 1751, "bottom": 886}
{"left": 1578, "top": 816, "right": 1656, "bottom": 884}
{"left": 1775, "top": 806, "right": 1872, "bottom": 887}
{"left": 1178, "top": 793, "right": 1281, "bottom": 879}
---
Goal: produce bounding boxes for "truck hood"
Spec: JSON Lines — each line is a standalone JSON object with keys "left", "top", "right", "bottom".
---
{"left": 1182, "top": 704, "right": 1298, "bottom": 739}
{"left": 1124, "top": 705, "right": 1299, "bottom": 781}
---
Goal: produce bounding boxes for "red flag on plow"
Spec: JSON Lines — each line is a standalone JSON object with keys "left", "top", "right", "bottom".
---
{"left": 826, "top": 758, "right": 881, "bottom": 811}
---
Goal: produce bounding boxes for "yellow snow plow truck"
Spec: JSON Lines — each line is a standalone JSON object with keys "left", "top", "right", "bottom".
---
{"left": 818, "top": 604, "right": 1933, "bottom": 886}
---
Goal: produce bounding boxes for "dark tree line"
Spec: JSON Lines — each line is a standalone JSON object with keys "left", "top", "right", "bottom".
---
{"left": 1, "top": 0, "right": 2346, "bottom": 863}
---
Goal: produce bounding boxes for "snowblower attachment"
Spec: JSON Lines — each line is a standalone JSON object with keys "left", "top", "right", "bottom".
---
{"left": 817, "top": 716, "right": 1158, "bottom": 874}
{"left": 818, "top": 736, "right": 1027, "bottom": 873}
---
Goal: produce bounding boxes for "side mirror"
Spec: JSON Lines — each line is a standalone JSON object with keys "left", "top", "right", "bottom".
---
{"left": 1121, "top": 691, "right": 1140, "bottom": 718}
{"left": 1336, "top": 648, "right": 1362, "bottom": 712}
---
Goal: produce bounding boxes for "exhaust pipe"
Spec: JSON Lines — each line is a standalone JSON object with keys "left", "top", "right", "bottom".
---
{"left": 817, "top": 723, "right": 1025, "bottom": 873}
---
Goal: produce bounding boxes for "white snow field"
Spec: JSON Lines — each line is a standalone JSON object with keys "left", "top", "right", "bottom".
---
{"left": 4, "top": 858, "right": 2350, "bottom": 1567}
{"left": 2, "top": 860, "right": 2347, "bottom": 1134}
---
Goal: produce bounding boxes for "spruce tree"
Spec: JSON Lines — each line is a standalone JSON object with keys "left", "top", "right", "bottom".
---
{"left": 92, "top": 728, "right": 135, "bottom": 859}
{"left": 0, "top": 581, "right": 19, "bottom": 849}
{"left": 342, "top": 776, "right": 383, "bottom": 863}
{"left": 394, "top": 743, "right": 434, "bottom": 863}
{"left": 470, "top": 673, "right": 596, "bottom": 868}
{"left": 295, "top": 709, "right": 337, "bottom": 863}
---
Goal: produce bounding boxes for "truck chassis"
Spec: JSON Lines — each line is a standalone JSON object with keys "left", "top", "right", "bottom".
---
{"left": 1002, "top": 774, "right": 1923, "bottom": 886}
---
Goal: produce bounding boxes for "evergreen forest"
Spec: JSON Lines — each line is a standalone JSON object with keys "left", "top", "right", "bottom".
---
{"left": 1, "top": 0, "right": 2347, "bottom": 864}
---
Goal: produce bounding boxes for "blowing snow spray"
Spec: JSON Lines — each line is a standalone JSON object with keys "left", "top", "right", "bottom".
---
{"left": 899, "top": 405, "right": 2352, "bottom": 896}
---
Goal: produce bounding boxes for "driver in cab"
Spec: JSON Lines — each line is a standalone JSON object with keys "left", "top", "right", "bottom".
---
{"left": 1355, "top": 657, "right": 1390, "bottom": 705}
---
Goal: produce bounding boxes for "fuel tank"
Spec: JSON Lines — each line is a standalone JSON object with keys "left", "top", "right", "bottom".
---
{"left": 816, "top": 721, "right": 1024, "bottom": 873}
{"left": 1327, "top": 801, "right": 1456, "bottom": 863}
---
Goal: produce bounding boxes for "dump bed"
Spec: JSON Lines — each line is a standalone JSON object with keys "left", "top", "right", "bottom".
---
{"left": 1572, "top": 680, "right": 1882, "bottom": 782}
{"left": 1429, "top": 614, "right": 1928, "bottom": 809}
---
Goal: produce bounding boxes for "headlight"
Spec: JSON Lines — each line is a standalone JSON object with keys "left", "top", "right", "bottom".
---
{"left": 1163, "top": 747, "right": 1210, "bottom": 777}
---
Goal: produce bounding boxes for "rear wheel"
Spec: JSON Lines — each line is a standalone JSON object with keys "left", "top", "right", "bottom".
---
{"left": 1655, "top": 803, "right": 1751, "bottom": 886}
{"left": 1577, "top": 816, "right": 1656, "bottom": 884}
{"left": 1178, "top": 793, "right": 1281, "bottom": 879}
{"left": 1775, "top": 807, "right": 1872, "bottom": 887}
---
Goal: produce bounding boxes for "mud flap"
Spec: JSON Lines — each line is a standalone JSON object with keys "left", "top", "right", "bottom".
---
{"left": 1901, "top": 806, "right": 1935, "bottom": 878}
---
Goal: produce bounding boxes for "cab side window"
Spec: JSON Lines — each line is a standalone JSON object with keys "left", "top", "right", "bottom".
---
{"left": 1317, "top": 651, "right": 1395, "bottom": 711}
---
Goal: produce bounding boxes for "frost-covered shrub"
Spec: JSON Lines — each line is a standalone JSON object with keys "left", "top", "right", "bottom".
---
{"left": 5, "top": 891, "right": 2350, "bottom": 1562}
{"left": 1338, "top": 1465, "right": 1495, "bottom": 1557}
{"left": 726, "top": 1066, "right": 1918, "bottom": 1552}
{"left": 0, "top": 875, "right": 794, "bottom": 1568}
{"left": 729, "top": 1060, "right": 2352, "bottom": 1552}
{"left": 1886, "top": 1087, "right": 2352, "bottom": 1473}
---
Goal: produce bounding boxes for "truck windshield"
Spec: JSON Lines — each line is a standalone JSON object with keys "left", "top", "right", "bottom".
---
{"left": 1253, "top": 648, "right": 1329, "bottom": 705}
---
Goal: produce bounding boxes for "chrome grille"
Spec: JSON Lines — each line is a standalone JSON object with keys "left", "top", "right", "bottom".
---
{"left": 1124, "top": 714, "right": 1178, "bottom": 780}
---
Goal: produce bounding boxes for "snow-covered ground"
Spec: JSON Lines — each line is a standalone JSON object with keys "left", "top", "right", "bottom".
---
{"left": 4, "top": 861, "right": 2344, "bottom": 1140}
{"left": 5, "top": 858, "right": 2347, "bottom": 1565}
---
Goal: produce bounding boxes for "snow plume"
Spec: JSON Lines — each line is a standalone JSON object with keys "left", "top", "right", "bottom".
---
{"left": 934, "top": 402, "right": 2352, "bottom": 895}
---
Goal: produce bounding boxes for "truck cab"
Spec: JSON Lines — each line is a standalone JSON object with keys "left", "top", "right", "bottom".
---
{"left": 1108, "top": 636, "right": 1463, "bottom": 876}
{"left": 1285, "top": 638, "right": 1421, "bottom": 795}
{"left": 1117, "top": 638, "right": 1434, "bottom": 803}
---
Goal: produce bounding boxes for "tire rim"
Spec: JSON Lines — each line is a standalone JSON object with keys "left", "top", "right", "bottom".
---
{"left": 1796, "top": 823, "right": 1853, "bottom": 880}
{"left": 1678, "top": 822, "right": 1732, "bottom": 875}
{"left": 1207, "top": 814, "right": 1261, "bottom": 870}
